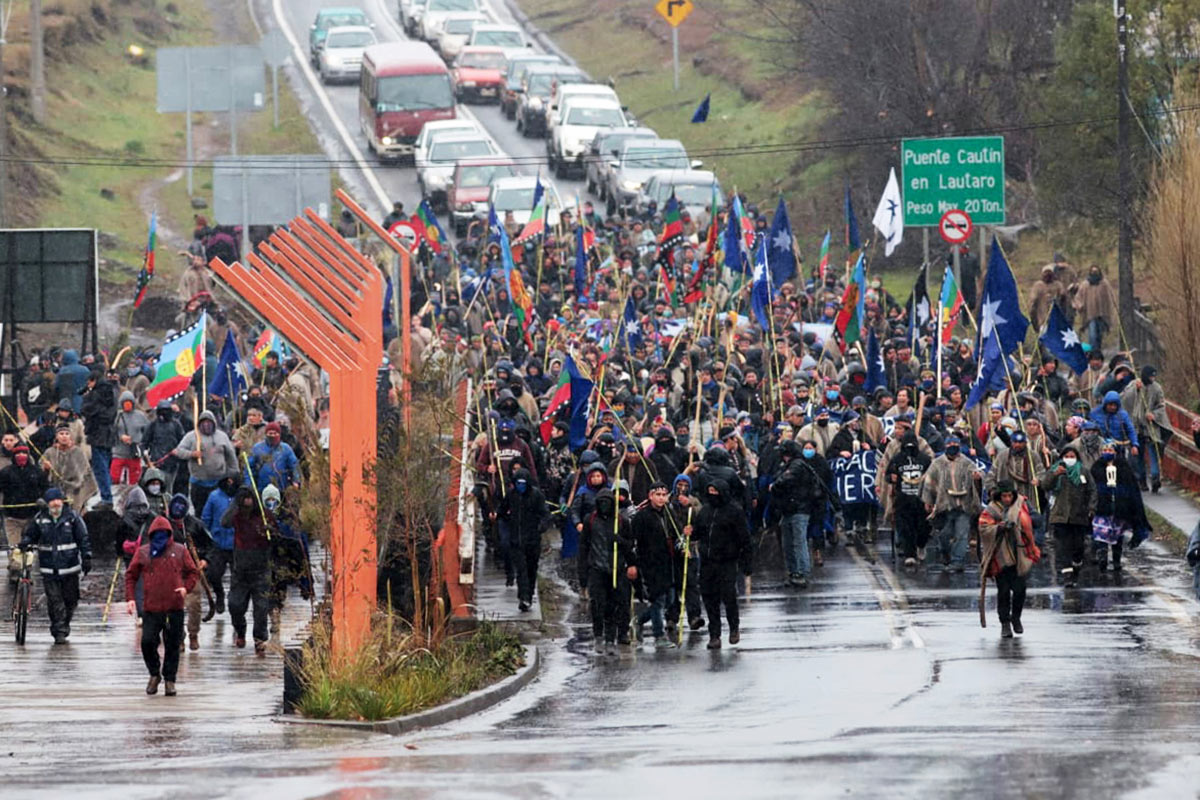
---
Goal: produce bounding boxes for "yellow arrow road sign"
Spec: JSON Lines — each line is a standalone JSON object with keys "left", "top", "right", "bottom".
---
{"left": 655, "top": 0, "right": 694, "bottom": 27}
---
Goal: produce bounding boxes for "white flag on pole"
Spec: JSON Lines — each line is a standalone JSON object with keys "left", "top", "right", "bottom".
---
{"left": 871, "top": 167, "right": 904, "bottom": 257}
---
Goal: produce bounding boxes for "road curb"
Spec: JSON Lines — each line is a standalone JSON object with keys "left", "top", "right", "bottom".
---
{"left": 274, "top": 644, "right": 540, "bottom": 735}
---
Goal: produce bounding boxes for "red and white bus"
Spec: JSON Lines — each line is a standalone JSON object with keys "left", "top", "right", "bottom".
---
{"left": 359, "top": 41, "right": 455, "bottom": 162}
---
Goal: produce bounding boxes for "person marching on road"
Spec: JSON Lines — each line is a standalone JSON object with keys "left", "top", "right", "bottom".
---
{"left": 125, "top": 515, "right": 200, "bottom": 695}
{"left": 496, "top": 466, "right": 547, "bottom": 613}
{"left": 921, "top": 435, "right": 982, "bottom": 572}
{"left": 20, "top": 487, "right": 92, "bottom": 643}
{"left": 578, "top": 487, "right": 635, "bottom": 655}
{"left": 1039, "top": 444, "right": 1095, "bottom": 588}
{"left": 165, "top": 493, "right": 213, "bottom": 651}
{"left": 1, "top": 444, "right": 50, "bottom": 582}
{"left": 978, "top": 482, "right": 1040, "bottom": 638}
{"left": 885, "top": 431, "right": 932, "bottom": 568}
{"left": 632, "top": 482, "right": 677, "bottom": 648}
{"left": 693, "top": 478, "right": 752, "bottom": 650}
{"left": 222, "top": 486, "right": 275, "bottom": 655}
{"left": 665, "top": 474, "right": 703, "bottom": 636}
{"left": 200, "top": 474, "right": 239, "bottom": 614}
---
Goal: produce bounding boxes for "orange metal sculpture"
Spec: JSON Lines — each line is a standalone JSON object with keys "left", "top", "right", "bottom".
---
{"left": 209, "top": 204, "right": 388, "bottom": 656}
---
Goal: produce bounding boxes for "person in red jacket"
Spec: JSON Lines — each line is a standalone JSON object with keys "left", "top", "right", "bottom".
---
{"left": 125, "top": 516, "right": 199, "bottom": 696}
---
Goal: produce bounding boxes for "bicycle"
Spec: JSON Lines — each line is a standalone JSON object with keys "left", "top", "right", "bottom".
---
{"left": 12, "top": 548, "right": 34, "bottom": 645}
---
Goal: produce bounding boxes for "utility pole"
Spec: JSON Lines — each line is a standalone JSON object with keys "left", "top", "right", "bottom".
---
{"left": 1116, "top": 2, "right": 1135, "bottom": 323}
{"left": 30, "top": 0, "right": 44, "bottom": 124}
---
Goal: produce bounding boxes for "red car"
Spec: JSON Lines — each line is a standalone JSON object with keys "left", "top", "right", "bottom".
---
{"left": 448, "top": 158, "right": 518, "bottom": 236}
{"left": 452, "top": 46, "right": 508, "bottom": 104}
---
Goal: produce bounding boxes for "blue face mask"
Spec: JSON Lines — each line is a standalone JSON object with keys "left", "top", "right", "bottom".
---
{"left": 1101, "top": 452, "right": 1115, "bottom": 461}
{"left": 802, "top": 448, "right": 816, "bottom": 459}
{"left": 826, "top": 390, "right": 839, "bottom": 401}
{"left": 515, "top": 479, "right": 528, "bottom": 494}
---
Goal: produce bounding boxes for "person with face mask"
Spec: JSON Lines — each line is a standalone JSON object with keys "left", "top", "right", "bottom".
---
{"left": 262, "top": 484, "right": 312, "bottom": 633}
{"left": 125, "top": 515, "right": 200, "bottom": 695}
{"left": 141, "top": 400, "right": 185, "bottom": 492}
{"left": 80, "top": 368, "right": 118, "bottom": 507}
{"left": 249, "top": 422, "right": 300, "bottom": 492}
{"left": 220, "top": 486, "right": 274, "bottom": 654}
{"left": 1090, "top": 440, "right": 1151, "bottom": 574}
{"left": 693, "top": 479, "right": 752, "bottom": 649}
{"left": 41, "top": 424, "right": 94, "bottom": 511}
{"left": 1072, "top": 265, "right": 1117, "bottom": 351}
{"left": 1120, "top": 365, "right": 1168, "bottom": 493}
{"left": 771, "top": 440, "right": 830, "bottom": 587}
{"left": 497, "top": 467, "right": 547, "bottom": 613}
{"left": 173, "top": 410, "right": 239, "bottom": 515}
{"left": 118, "top": 485, "right": 152, "bottom": 620}
{"left": 978, "top": 481, "right": 1040, "bottom": 638}
{"left": 665, "top": 474, "right": 704, "bottom": 634}
{"left": 139, "top": 467, "right": 170, "bottom": 518}
{"left": 111, "top": 391, "right": 150, "bottom": 494}
{"left": 1087, "top": 390, "right": 1138, "bottom": 463}
{"left": 21, "top": 487, "right": 92, "bottom": 643}
{"left": 201, "top": 474, "right": 240, "bottom": 614}
{"left": 543, "top": 421, "right": 575, "bottom": 503}
{"left": 0, "top": 445, "right": 50, "bottom": 581}
{"left": 797, "top": 407, "right": 840, "bottom": 456}
{"left": 1039, "top": 444, "right": 1096, "bottom": 587}
{"left": 1028, "top": 264, "right": 1066, "bottom": 333}
{"left": 578, "top": 488, "right": 636, "bottom": 655}
{"left": 631, "top": 482, "right": 678, "bottom": 648}
{"left": 886, "top": 431, "right": 933, "bottom": 567}
{"left": 920, "top": 435, "right": 983, "bottom": 571}
{"left": 165, "top": 493, "right": 213, "bottom": 650}
{"left": 649, "top": 426, "right": 685, "bottom": 485}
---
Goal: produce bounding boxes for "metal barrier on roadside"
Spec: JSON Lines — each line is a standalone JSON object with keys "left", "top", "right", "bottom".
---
{"left": 1162, "top": 400, "right": 1200, "bottom": 495}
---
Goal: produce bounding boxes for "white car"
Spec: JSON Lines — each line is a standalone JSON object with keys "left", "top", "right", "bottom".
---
{"left": 413, "top": 119, "right": 485, "bottom": 164}
{"left": 635, "top": 170, "right": 721, "bottom": 221}
{"left": 468, "top": 24, "right": 527, "bottom": 50}
{"left": 546, "top": 82, "right": 621, "bottom": 143}
{"left": 489, "top": 176, "right": 564, "bottom": 227}
{"left": 417, "top": 133, "right": 498, "bottom": 211}
{"left": 604, "top": 139, "right": 695, "bottom": 215}
{"left": 317, "top": 26, "right": 377, "bottom": 84}
{"left": 550, "top": 97, "right": 628, "bottom": 179}
{"left": 431, "top": 11, "right": 488, "bottom": 61}
{"left": 419, "top": 0, "right": 482, "bottom": 43}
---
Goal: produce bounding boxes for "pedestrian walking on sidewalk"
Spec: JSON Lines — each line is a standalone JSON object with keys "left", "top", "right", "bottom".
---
{"left": 125, "top": 516, "right": 200, "bottom": 696}
{"left": 222, "top": 486, "right": 274, "bottom": 655}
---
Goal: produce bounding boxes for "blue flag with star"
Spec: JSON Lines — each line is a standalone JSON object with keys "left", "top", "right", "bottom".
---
{"left": 1039, "top": 302, "right": 1089, "bottom": 375}
{"left": 750, "top": 238, "right": 771, "bottom": 331}
{"left": 966, "top": 327, "right": 1005, "bottom": 411}
{"left": 976, "top": 236, "right": 1030, "bottom": 358}
{"left": 766, "top": 196, "right": 796, "bottom": 292}
{"left": 723, "top": 194, "right": 752, "bottom": 274}
{"left": 864, "top": 326, "right": 886, "bottom": 393}
{"left": 487, "top": 204, "right": 504, "bottom": 247}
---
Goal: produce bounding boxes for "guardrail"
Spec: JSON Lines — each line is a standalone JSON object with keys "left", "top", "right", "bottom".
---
{"left": 1162, "top": 400, "right": 1200, "bottom": 495}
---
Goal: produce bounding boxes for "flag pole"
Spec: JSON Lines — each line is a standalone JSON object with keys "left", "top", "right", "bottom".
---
{"left": 936, "top": 291, "right": 944, "bottom": 402}
{"left": 993, "top": 328, "right": 1043, "bottom": 515}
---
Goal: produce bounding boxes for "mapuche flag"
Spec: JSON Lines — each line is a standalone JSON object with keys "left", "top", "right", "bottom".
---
{"left": 938, "top": 265, "right": 964, "bottom": 346}
{"left": 133, "top": 212, "right": 157, "bottom": 309}
{"left": 654, "top": 194, "right": 684, "bottom": 296}
{"left": 833, "top": 254, "right": 866, "bottom": 345}
{"left": 147, "top": 312, "right": 207, "bottom": 407}
{"left": 685, "top": 185, "right": 721, "bottom": 303}
{"left": 415, "top": 199, "right": 449, "bottom": 254}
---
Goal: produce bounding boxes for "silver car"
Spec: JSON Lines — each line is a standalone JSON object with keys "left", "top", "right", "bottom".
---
{"left": 604, "top": 139, "right": 697, "bottom": 216}
{"left": 584, "top": 127, "right": 657, "bottom": 199}
{"left": 317, "top": 26, "right": 377, "bottom": 84}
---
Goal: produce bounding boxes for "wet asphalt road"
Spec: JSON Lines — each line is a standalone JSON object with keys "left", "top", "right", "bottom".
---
{"left": 6, "top": 523, "right": 1200, "bottom": 799}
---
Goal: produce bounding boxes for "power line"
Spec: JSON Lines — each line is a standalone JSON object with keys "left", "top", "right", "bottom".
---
{"left": 11, "top": 99, "right": 1195, "bottom": 173}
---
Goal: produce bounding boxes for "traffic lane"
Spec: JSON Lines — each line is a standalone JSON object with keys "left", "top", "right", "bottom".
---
{"left": 279, "top": 0, "right": 587, "bottom": 207}
{"left": 10, "top": 542, "right": 1200, "bottom": 797}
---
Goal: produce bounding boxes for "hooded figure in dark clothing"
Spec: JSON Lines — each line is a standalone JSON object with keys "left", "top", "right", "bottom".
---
{"left": 1090, "top": 442, "right": 1151, "bottom": 573}
{"left": 578, "top": 488, "right": 636, "bottom": 654}
{"left": 631, "top": 481, "right": 678, "bottom": 647}
{"left": 497, "top": 466, "right": 547, "bottom": 612}
{"left": 693, "top": 478, "right": 752, "bottom": 649}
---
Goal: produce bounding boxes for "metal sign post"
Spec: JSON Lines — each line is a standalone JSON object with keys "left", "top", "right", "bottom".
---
{"left": 260, "top": 30, "right": 292, "bottom": 131}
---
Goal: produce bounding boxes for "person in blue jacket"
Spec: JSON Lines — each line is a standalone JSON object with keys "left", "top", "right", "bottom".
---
{"left": 1088, "top": 391, "right": 1139, "bottom": 460}
{"left": 248, "top": 422, "right": 299, "bottom": 491}
{"left": 200, "top": 475, "right": 239, "bottom": 614}
{"left": 53, "top": 349, "right": 90, "bottom": 413}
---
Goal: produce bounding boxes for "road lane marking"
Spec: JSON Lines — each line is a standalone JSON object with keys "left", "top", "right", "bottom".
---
{"left": 270, "top": 0, "right": 392, "bottom": 211}
{"left": 847, "top": 546, "right": 924, "bottom": 649}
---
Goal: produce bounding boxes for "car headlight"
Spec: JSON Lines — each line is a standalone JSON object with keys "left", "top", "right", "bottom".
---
{"left": 620, "top": 180, "right": 642, "bottom": 192}
{"left": 459, "top": 80, "right": 477, "bottom": 88}
{"left": 528, "top": 97, "right": 543, "bottom": 109}
{"left": 381, "top": 136, "right": 395, "bottom": 146}
{"left": 325, "top": 55, "right": 343, "bottom": 67}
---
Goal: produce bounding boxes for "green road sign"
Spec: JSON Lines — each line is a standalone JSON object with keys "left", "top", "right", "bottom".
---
{"left": 901, "top": 136, "right": 1005, "bottom": 226}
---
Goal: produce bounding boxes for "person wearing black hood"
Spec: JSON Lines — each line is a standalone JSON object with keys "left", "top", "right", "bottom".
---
{"left": 497, "top": 466, "right": 548, "bottom": 612}
{"left": 770, "top": 440, "right": 828, "bottom": 587}
{"left": 166, "top": 493, "right": 213, "bottom": 650}
{"left": 81, "top": 369, "right": 117, "bottom": 506}
{"left": 649, "top": 426, "right": 685, "bottom": 485}
{"left": 632, "top": 482, "right": 677, "bottom": 648}
{"left": 579, "top": 487, "right": 636, "bottom": 654}
{"left": 543, "top": 421, "right": 575, "bottom": 503}
{"left": 221, "top": 486, "right": 275, "bottom": 654}
{"left": 141, "top": 400, "right": 185, "bottom": 491}
{"left": 696, "top": 445, "right": 747, "bottom": 509}
{"left": 665, "top": 474, "right": 704, "bottom": 634}
{"left": 885, "top": 431, "right": 932, "bottom": 567}
{"left": 693, "top": 478, "right": 752, "bottom": 649}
